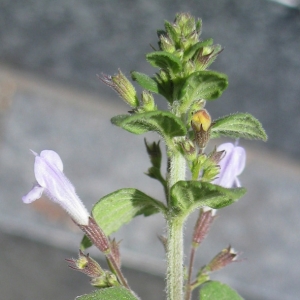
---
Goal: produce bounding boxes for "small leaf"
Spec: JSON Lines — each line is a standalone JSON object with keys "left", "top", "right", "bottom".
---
{"left": 211, "top": 113, "right": 267, "bottom": 141}
{"left": 92, "top": 188, "right": 166, "bottom": 236}
{"left": 170, "top": 181, "right": 246, "bottom": 214}
{"left": 164, "top": 20, "right": 179, "bottom": 45}
{"left": 146, "top": 51, "right": 182, "bottom": 74}
{"left": 199, "top": 281, "right": 244, "bottom": 300}
{"left": 131, "top": 71, "right": 159, "bottom": 94}
{"left": 178, "top": 71, "right": 228, "bottom": 112}
{"left": 111, "top": 111, "right": 187, "bottom": 146}
{"left": 76, "top": 286, "right": 139, "bottom": 300}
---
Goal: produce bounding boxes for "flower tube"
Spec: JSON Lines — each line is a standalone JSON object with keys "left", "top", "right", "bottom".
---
{"left": 22, "top": 150, "right": 90, "bottom": 226}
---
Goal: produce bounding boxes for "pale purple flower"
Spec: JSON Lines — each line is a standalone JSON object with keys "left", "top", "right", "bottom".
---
{"left": 22, "top": 150, "right": 90, "bottom": 225}
{"left": 212, "top": 142, "right": 246, "bottom": 188}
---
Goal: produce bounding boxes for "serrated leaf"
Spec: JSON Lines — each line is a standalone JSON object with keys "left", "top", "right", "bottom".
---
{"left": 76, "top": 286, "right": 139, "bottom": 300}
{"left": 81, "top": 187, "right": 165, "bottom": 250}
{"left": 211, "top": 113, "right": 267, "bottom": 141}
{"left": 199, "top": 281, "right": 244, "bottom": 300}
{"left": 146, "top": 51, "right": 182, "bottom": 74}
{"left": 178, "top": 71, "right": 228, "bottom": 112}
{"left": 111, "top": 111, "right": 187, "bottom": 146}
{"left": 170, "top": 181, "right": 246, "bottom": 214}
{"left": 92, "top": 188, "right": 166, "bottom": 236}
{"left": 183, "top": 38, "right": 213, "bottom": 61}
{"left": 131, "top": 71, "right": 159, "bottom": 94}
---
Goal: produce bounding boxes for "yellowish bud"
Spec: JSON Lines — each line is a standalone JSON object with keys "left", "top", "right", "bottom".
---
{"left": 191, "top": 109, "right": 211, "bottom": 131}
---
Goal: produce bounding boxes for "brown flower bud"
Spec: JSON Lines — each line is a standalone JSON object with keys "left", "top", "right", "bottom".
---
{"left": 206, "top": 246, "right": 238, "bottom": 272}
{"left": 66, "top": 250, "right": 104, "bottom": 278}
{"left": 180, "top": 138, "right": 197, "bottom": 161}
{"left": 193, "top": 207, "right": 216, "bottom": 246}
{"left": 78, "top": 216, "right": 110, "bottom": 254}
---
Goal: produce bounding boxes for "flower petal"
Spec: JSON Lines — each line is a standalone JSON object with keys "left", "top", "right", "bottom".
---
{"left": 22, "top": 185, "right": 44, "bottom": 203}
{"left": 231, "top": 146, "right": 246, "bottom": 176}
{"left": 40, "top": 150, "right": 63, "bottom": 172}
{"left": 213, "top": 142, "right": 246, "bottom": 188}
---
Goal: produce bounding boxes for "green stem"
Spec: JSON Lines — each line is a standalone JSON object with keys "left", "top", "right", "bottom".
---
{"left": 166, "top": 149, "right": 186, "bottom": 300}
{"left": 167, "top": 216, "right": 185, "bottom": 300}
{"left": 168, "top": 150, "right": 186, "bottom": 191}
{"left": 106, "top": 253, "right": 130, "bottom": 289}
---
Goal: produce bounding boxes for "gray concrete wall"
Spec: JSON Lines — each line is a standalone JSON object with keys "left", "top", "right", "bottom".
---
{"left": 1, "top": 1, "right": 300, "bottom": 300}
{"left": 0, "top": 0, "right": 300, "bottom": 157}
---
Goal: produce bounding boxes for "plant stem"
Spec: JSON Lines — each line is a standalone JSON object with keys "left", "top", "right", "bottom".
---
{"left": 185, "top": 246, "right": 196, "bottom": 300}
{"left": 166, "top": 149, "right": 186, "bottom": 300}
{"left": 106, "top": 253, "right": 130, "bottom": 289}
{"left": 167, "top": 216, "right": 185, "bottom": 300}
{"left": 167, "top": 150, "right": 186, "bottom": 190}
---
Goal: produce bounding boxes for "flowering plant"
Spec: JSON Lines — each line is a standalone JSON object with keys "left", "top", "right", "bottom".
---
{"left": 22, "top": 13, "right": 267, "bottom": 300}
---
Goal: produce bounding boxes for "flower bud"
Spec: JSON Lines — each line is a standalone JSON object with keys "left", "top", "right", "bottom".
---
{"left": 66, "top": 250, "right": 104, "bottom": 278}
{"left": 159, "top": 35, "right": 175, "bottom": 53}
{"left": 195, "top": 45, "right": 223, "bottom": 71}
{"left": 191, "top": 109, "right": 212, "bottom": 150}
{"left": 205, "top": 246, "right": 238, "bottom": 272}
{"left": 180, "top": 139, "right": 196, "bottom": 161}
{"left": 141, "top": 91, "right": 156, "bottom": 112}
{"left": 208, "top": 147, "right": 226, "bottom": 165}
{"left": 144, "top": 139, "right": 162, "bottom": 169}
{"left": 191, "top": 109, "right": 211, "bottom": 131}
{"left": 99, "top": 70, "right": 139, "bottom": 108}
{"left": 192, "top": 207, "right": 216, "bottom": 247}
{"left": 183, "top": 60, "right": 195, "bottom": 76}
{"left": 78, "top": 217, "right": 110, "bottom": 254}
{"left": 91, "top": 271, "right": 120, "bottom": 288}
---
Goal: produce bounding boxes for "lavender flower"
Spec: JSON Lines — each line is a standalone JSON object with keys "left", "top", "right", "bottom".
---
{"left": 22, "top": 150, "right": 90, "bottom": 225}
{"left": 212, "top": 142, "right": 246, "bottom": 188}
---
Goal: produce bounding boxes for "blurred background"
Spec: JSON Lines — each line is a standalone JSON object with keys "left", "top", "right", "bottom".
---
{"left": 0, "top": 0, "right": 300, "bottom": 299}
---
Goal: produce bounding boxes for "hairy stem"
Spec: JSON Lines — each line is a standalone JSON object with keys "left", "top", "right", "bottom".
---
{"left": 167, "top": 216, "right": 185, "bottom": 300}
{"left": 166, "top": 149, "right": 186, "bottom": 300}
{"left": 167, "top": 150, "right": 186, "bottom": 191}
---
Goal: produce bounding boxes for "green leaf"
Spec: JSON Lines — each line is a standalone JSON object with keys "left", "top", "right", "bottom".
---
{"left": 183, "top": 38, "right": 213, "bottom": 61}
{"left": 146, "top": 51, "right": 182, "bottom": 74}
{"left": 178, "top": 71, "right": 228, "bottom": 112}
{"left": 164, "top": 20, "right": 179, "bottom": 45}
{"left": 199, "top": 281, "right": 244, "bottom": 300}
{"left": 111, "top": 111, "right": 187, "bottom": 146}
{"left": 211, "top": 113, "right": 267, "bottom": 141}
{"left": 76, "top": 286, "right": 139, "bottom": 300}
{"left": 80, "top": 234, "right": 92, "bottom": 250}
{"left": 131, "top": 71, "right": 159, "bottom": 94}
{"left": 170, "top": 181, "right": 246, "bottom": 214}
{"left": 92, "top": 188, "right": 166, "bottom": 236}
